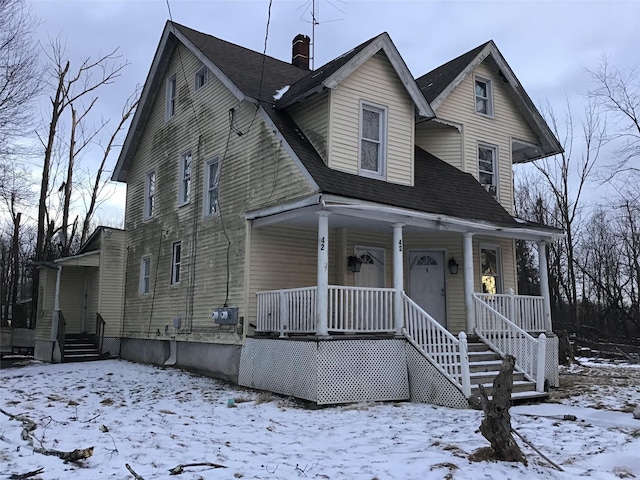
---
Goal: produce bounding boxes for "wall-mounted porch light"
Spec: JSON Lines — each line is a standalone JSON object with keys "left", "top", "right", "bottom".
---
{"left": 448, "top": 257, "right": 459, "bottom": 275}
{"left": 347, "top": 255, "right": 363, "bottom": 273}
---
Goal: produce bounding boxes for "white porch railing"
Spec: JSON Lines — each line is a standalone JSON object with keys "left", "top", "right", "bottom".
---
{"left": 473, "top": 294, "right": 546, "bottom": 392}
{"left": 474, "top": 291, "right": 546, "bottom": 332}
{"left": 328, "top": 286, "right": 394, "bottom": 332}
{"left": 256, "top": 287, "right": 318, "bottom": 335}
{"left": 403, "top": 293, "right": 471, "bottom": 397}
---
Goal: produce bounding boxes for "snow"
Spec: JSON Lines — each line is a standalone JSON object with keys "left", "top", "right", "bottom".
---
{"left": 1, "top": 359, "right": 639, "bottom": 479}
{"left": 273, "top": 85, "right": 290, "bottom": 101}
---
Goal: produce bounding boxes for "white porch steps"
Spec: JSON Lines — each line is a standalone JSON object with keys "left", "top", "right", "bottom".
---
{"left": 467, "top": 341, "right": 548, "bottom": 402}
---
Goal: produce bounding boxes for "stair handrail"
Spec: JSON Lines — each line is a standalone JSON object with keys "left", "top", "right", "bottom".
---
{"left": 402, "top": 292, "right": 471, "bottom": 397}
{"left": 473, "top": 294, "right": 546, "bottom": 392}
{"left": 95, "top": 313, "right": 106, "bottom": 355}
{"left": 56, "top": 310, "right": 66, "bottom": 360}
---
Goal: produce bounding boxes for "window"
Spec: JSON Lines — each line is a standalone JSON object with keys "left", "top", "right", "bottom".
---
{"left": 195, "top": 66, "right": 208, "bottom": 91}
{"left": 179, "top": 150, "right": 192, "bottom": 205}
{"left": 478, "top": 144, "right": 497, "bottom": 196}
{"left": 171, "top": 242, "right": 182, "bottom": 285}
{"left": 144, "top": 170, "right": 156, "bottom": 219}
{"left": 480, "top": 245, "right": 501, "bottom": 294}
{"left": 140, "top": 257, "right": 151, "bottom": 295}
{"left": 475, "top": 77, "right": 493, "bottom": 116}
{"left": 205, "top": 157, "right": 219, "bottom": 216}
{"left": 166, "top": 74, "right": 176, "bottom": 120}
{"left": 359, "top": 103, "right": 386, "bottom": 177}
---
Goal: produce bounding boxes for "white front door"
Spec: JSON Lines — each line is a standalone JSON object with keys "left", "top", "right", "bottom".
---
{"left": 409, "top": 250, "right": 446, "bottom": 327}
{"left": 354, "top": 247, "right": 385, "bottom": 288}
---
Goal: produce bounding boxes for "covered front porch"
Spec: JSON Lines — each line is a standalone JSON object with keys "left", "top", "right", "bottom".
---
{"left": 240, "top": 194, "right": 561, "bottom": 406}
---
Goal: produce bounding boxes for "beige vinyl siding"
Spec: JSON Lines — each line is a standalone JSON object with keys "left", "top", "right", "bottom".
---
{"left": 84, "top": 267, "right": 100, "bottom": 333}
{"left": 434, "top": 61, "right": 539, "bottom": 214}
{"left": 98, "top": 229, "right": 126, "bottom": 338}
{"left": 414, "top": 123, "right": 463, "bottom": 169}
{"left": 123, "top": 43, "right": 314, "bottom": 343}
{"left": 328, "top": 51, "right": 415, "bottom": 185}
{"left": 288, "top": 90, "right": 329, "bottom": 163}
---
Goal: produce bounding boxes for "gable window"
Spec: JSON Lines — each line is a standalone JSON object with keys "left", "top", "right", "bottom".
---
{"left": 171, "top": 241, "right": 182, "bottom": 285}
{"left": 179, "top": 150, "right": 192, "bottom": 205}
{"left": 166, "top": 74, "right": 177, "bottom": 120}
{"left": 144, "top": 170, "right": 156, "bottom": 219}
{"left": 478, "top": 144, "right": 497, "bottom": 197}
{"left": 195, "top": 66, "right": 208, "bottom": 91}
{"left": 475, "top": 77, "right": 493, "bottom": 116}
{"left": 359, "top": 102, "right": 387, "bottom": 178}
{"left": 480, "top": 245, "right": 502, "bottom": 294}
{"left": 140, "top": 256, "right": 151, "bottom": 295}
{"left": 205, "top": 157, "right": 219, "bottom": 216}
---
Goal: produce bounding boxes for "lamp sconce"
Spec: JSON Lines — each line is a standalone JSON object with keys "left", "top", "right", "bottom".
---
{"left": 448, "top": 257, "right": 459, "bottom": 275}
{"left": 347, "top": 255, "right": 363, "bottom": 273}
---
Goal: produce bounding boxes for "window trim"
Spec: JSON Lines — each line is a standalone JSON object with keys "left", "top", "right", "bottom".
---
{"left": 143, "top": 170, "right": 156, "bottom": 220}
{"left": 178, "top": 149, "right": 192, "bottom": 206}
{"left": 171, "top": 241, "right": 182, "bottom": 285}
{"left": 195, "top": 65, "right": 208, "bottom": 92}
{"left": 139, "top": 256, "right": 151, "bottom": 295}
{"left": 474, "top": 76, "right": 494, "bottom": 117}
{"left": 480, "top": 243, "right": 502, "bottom": 294}
{"left": 204, "top": 156, "right": 220, "bottom": 217}
{"left": 358, "top": 101, "right": 387, "bottom": 180}
{"left": 165, "top": 73, "right": 177, "bottom": 120}
{"left": 478, "top": 142, "right": 498, "bottom": 198}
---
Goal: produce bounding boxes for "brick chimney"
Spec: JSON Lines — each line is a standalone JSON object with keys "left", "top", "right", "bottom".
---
{"left": 292, "top": 34, "right": 310, "bottom": 70}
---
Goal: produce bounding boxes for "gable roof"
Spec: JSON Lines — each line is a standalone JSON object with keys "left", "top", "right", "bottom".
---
{"left": 276, "top": 32, "right": 434, "bottom": 120}
{"left": 415, "top": 40, "right": 563, "bottom": 162}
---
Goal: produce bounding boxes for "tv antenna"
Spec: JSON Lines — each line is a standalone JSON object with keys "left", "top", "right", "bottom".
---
{"left": 299, "top": 0, "right": 346, "bottom": 70}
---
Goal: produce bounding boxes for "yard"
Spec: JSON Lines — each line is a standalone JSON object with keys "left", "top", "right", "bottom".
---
{"left": 1, "top": 358, "right": 639, "bottom": 479}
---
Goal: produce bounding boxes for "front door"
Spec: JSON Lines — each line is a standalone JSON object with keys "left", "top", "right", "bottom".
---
{"left": 354, "top": 247, "right": 386, "bottom": 329}
{"left": 409, "top": 250, "right": 446, "bottom": 327}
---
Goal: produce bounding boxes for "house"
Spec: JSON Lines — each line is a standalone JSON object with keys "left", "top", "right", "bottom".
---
{"left": 44, "top": 21, "right": 565, "bottom": 408}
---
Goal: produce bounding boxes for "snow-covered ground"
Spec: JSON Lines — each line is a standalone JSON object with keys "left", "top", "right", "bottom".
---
{"left": 1, "top": 358, "right": 639, "bottom": 480}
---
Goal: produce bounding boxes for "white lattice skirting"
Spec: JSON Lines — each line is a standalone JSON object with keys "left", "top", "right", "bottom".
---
{"left": 239, "top": 337, "right": 470, "bottom": 407}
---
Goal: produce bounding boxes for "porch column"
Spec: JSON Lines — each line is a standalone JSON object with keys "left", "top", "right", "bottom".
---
{"left": 537, "top": 241, "right": 552, "bottom": 332}
{"left": 463, "top": 232, "right": 475, "bottom": 333}
{"left": 316, "top": 211, "right": 330, "bottom": 337}
{"left": 392, "top": 223, "right": 404, "bottom": 335}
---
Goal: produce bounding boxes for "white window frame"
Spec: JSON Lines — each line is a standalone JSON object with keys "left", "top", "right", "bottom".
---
{"left": 171, "top": 241, "right": 182, "bottom": 285}
{"left": 204, "top": 157, "right": 220, "bottom": 216}
{"left": 178, "top": 150, "right": 192, "bottom": 206}
{"left": 165, "top": 74, "right": 177, "bottom": 120}
{"left": 195, "top": 65, "right": 208, "bottom": 92}
{"left": 474, "top": 76, "right": 494, "bottom": 117}
{"left": 480, "top": 243, "right": 502, "bottom": 294}
{"left": 143, "top": 170, "right": 156, "bottom": 220}
{"left": 139, "top": 256, "right": 151, "bottom": 295}
{"left": 478, "top": 143, "right": 498, "bottom": 197}
{"left": 358, "top": 101, "right": 387, "bottom": 179}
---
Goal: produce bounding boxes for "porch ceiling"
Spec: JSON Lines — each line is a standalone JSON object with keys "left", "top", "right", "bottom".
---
{"left": 55, "top": 250, "right": 100, "bottom": 267}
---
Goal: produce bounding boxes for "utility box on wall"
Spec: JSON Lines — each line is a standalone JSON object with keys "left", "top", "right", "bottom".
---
{"left": 212, "top": 307, "right": 238, "bottom": 325}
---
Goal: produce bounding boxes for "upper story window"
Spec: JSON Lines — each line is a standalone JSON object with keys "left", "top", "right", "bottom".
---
{"left": 144, "top": 170, "right": 156, "bottom": 219}
{"left": 475, "top": 77, "right": 493, "bottom": 117}
{"left": 140, "top": 256, "right": 151, "bottom": 295}
{"left": 171, "top": 241, "right": 182, "bottom": 285}
{"left": 195, "top": 66, "right": 208, "bottom": 91}
{"left": 359, "top": 102, "right": 387, "bottom": 178}
{"left": 478, "top": 144, "right": 497, "bottom": 197}
{"left": 166, "top": 74, "right": 177, "bottom": 120}
{"left": 179, "top": 150, "right": 192, "bottom": 205}
{"left": 205, "top": 157, "right": 219, "bottom": 216}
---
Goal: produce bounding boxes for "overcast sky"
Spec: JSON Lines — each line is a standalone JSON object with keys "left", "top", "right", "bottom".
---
{"left": 29, "top": 0, "right": 640, "bottom": 221}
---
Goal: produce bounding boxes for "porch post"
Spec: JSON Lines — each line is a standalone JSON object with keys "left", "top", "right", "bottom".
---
{"left": 537, "top": 241, "right": 552, "bottom": 332}
{"left": 463, "top": 232, "right": 475, "bottom": 333}
{"left": 316, "top": 211, "right": 330, "bottom": 336}
{"left": 392, "top": 223, "right": 404, "bottom": 335}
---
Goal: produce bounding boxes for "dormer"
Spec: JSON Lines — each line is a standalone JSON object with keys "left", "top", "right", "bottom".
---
{"left": 277, "top": 33, "right": 434, "bottom": 187}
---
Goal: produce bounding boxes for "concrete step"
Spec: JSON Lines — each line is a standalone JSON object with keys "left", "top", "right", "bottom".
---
{"left": 62, "top": 353, "right": 101, "bottom": 363}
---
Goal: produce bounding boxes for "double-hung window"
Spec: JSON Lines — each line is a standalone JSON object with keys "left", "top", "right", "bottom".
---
{"left": 475, "top": 77, "right": 493, "bottom": 116}
{"left": 205, "top": 157, "right": 219, "bottom": 216}
{"left": 166, "top": 74, "right": 176, "bottom": 120}
{"left": 144, "top": 170, "right": 156, "bottom": 219}
{"left": 179, "top": 150, "right": 192, "bottom": 205}
{"left": 478, "top": 144, "right": 497, "bottom": 196}
{"left": 140, "top": 257, "right": 151, "bottom": 295}
{"left": 480, "top": 245, "right": 501, "bottom": 294}
{"left": 171, "top": 241, "right": 182, "bottom": 285}
{"left": 359, "top": 103, "right": 386, "bottom": 178}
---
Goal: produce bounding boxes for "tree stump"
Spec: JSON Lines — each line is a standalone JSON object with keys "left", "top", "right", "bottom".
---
{"left": 478, "top": 354, "right": 527, "bottom": 465}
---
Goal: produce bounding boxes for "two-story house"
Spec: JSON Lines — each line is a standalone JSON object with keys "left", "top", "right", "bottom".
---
{"left": 37, "top": 22, "right": 564, "bottom": 408}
